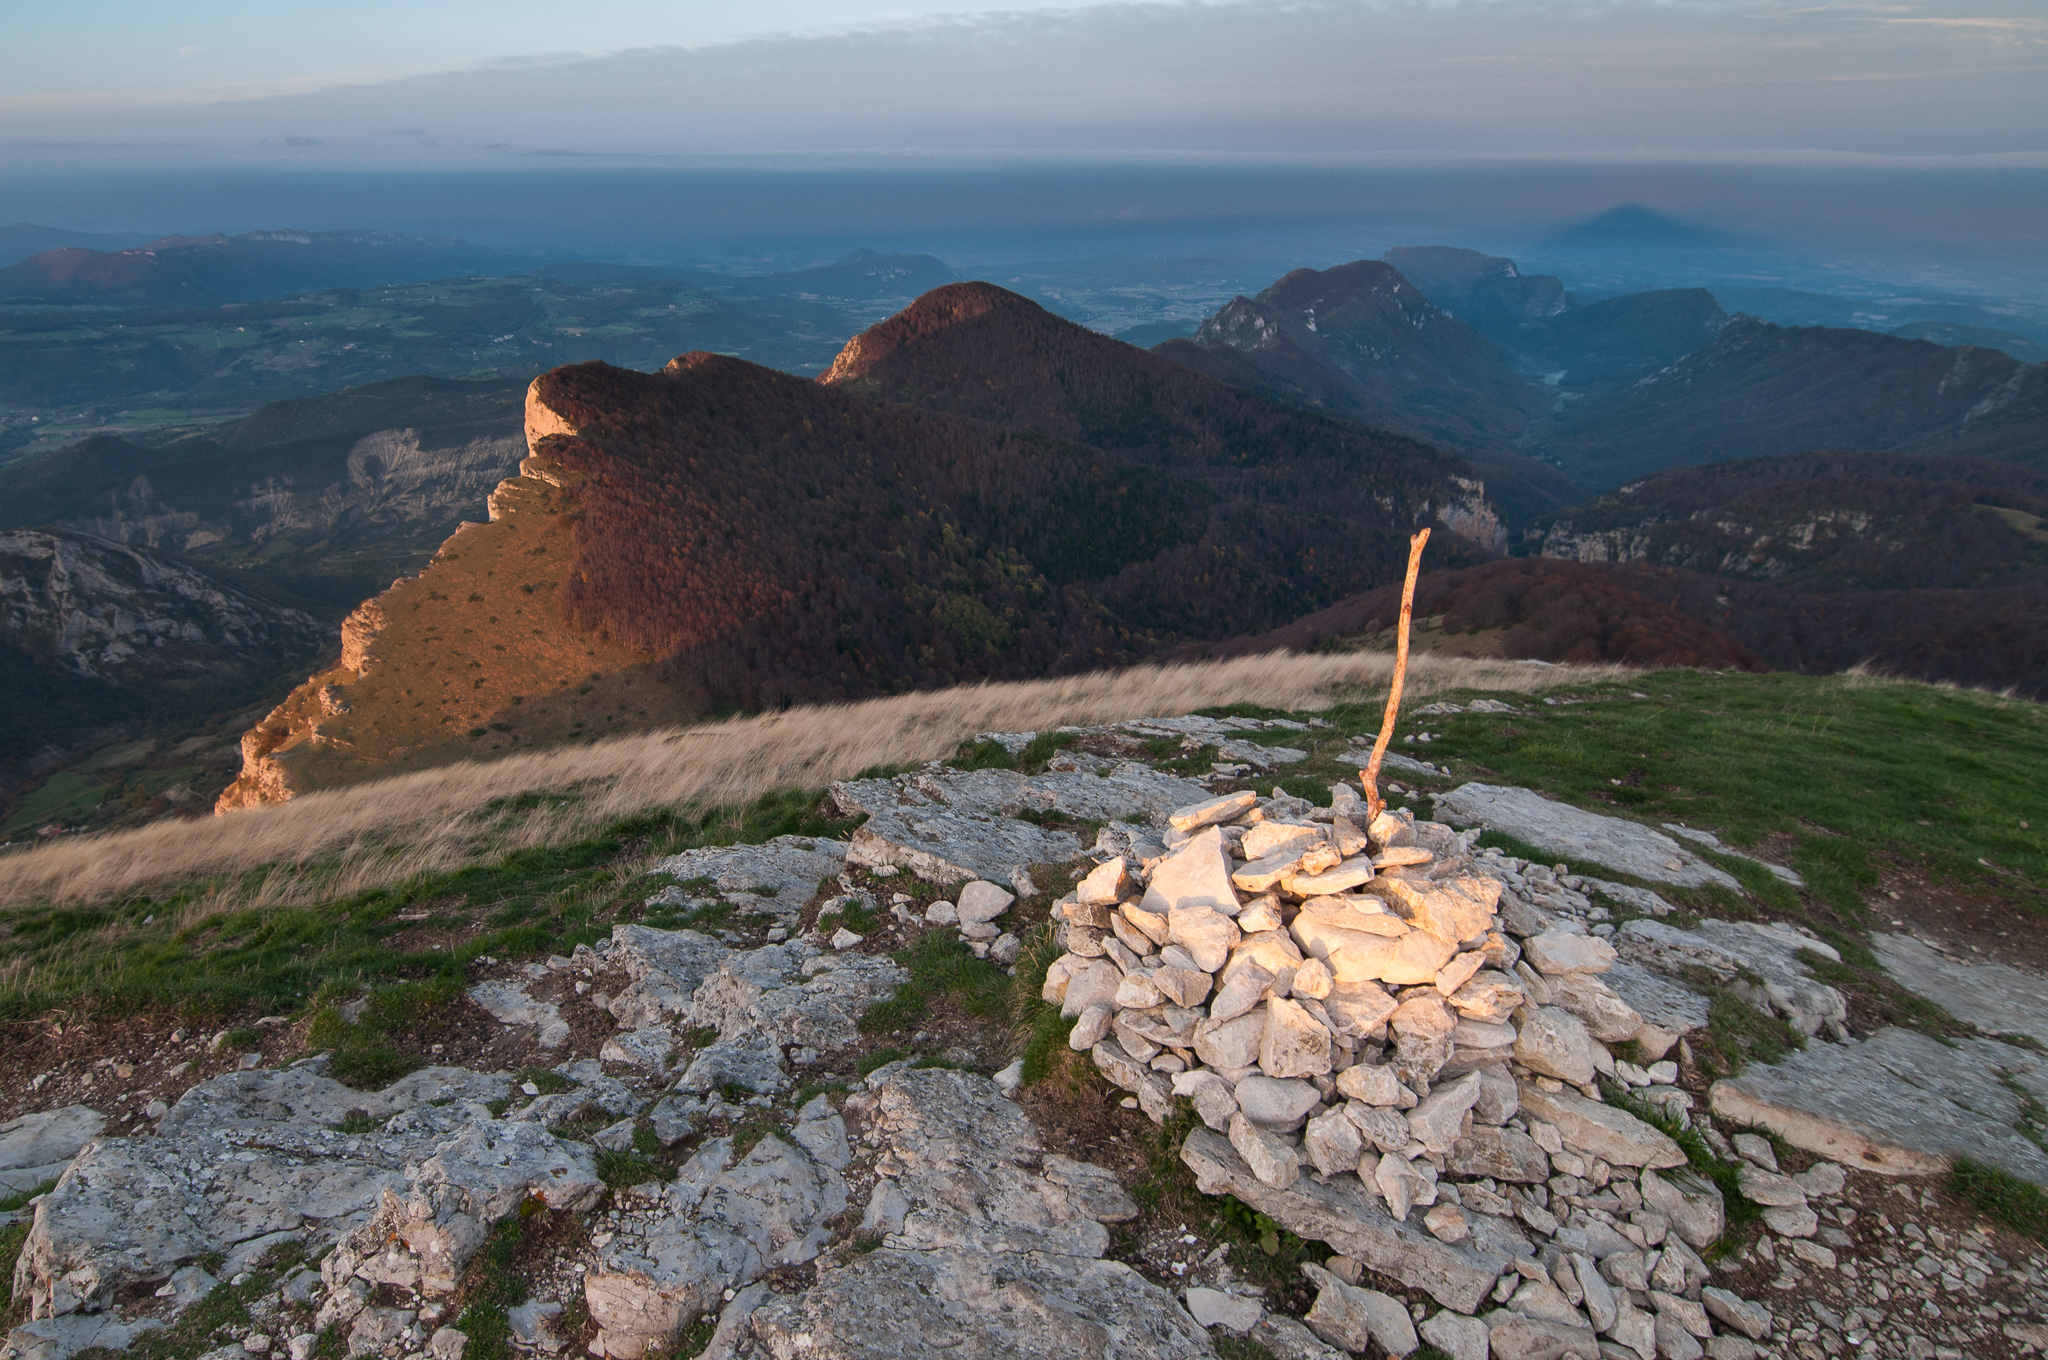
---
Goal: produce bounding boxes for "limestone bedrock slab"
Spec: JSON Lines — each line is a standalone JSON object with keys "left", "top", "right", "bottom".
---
{"left": 13, "top": 1064, "right": 507, "bottom": 1321}
{"left": 646, "top": 835, "right": 848, "bottom": 920}
{"left": 848, "top": 804, "right": 1076, "bottom": 890}
{"left": 1871, "top": 933, "right": 2048, "bottom": 1050}
{"left": 1617, "top": 919, "right": 1846, "bottom": 1038}
{"left": 1601, "top": 962, "right": 1710, "bottom": 1061}
{"left": 746, "top": 1067, "right": 1205, "bottom": 1359}
{"left": 831, "top": 763, "right": 1209, "bottom": 890}
{"left": 1182, "top": 1128, "right": 1529, "bottom": 1313}
{"left": 1711, "top": 1026, "right": 2048, "bottom": 1184}
{"left": 0, "top": 1107, "right": 104, "bottom": 1195}
{"left": 1434, "top": 784, "right": 1739, "bottom": 889}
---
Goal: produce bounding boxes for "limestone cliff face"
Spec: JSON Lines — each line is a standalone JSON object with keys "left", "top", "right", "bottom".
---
{"left": 0, "top": 528, "right": 324, "bottom": 687}
{"left": 215, "top": 380, "right": 688, "bottom": 812}
{"left": 1434, "top": 477, "right": 1508, "bottom": 554}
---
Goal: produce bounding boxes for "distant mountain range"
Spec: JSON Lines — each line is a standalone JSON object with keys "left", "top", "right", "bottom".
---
{"left": 1164, "top": 248, "right": 2048, "bottom": 504}
{"left": 1536, "top": 451, "right": 2048, "bottom": 591}
{"left": 1526, "top": 315, "right": 2048, "bottom": 489}
{"left": 9, "top": 229, "right": 2048, "bottom": 825}
{"left": 0, "top": 223, "right": 155, "bottom": 269}
{"left": 0, "top": 229, "right": 519, "bottom": 308}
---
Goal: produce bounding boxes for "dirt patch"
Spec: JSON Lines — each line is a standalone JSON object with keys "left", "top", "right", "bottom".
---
{"left": 0, "top": 1010, "right": 296, "bottom": 1128}
{"left": 1872, "top": 856, "right": 2048, "bottom": 973}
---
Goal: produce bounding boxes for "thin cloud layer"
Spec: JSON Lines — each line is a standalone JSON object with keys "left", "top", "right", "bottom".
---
{"left": 4, "top": 0, "right": 2045, "bottom": 167}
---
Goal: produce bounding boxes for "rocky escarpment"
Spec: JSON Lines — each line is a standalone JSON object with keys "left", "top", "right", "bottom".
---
{"left": 222, "top": 282, "right": 1505, "bottom": 810}
{"left": 213, "top": 384, "right": 692, "bottom": 812}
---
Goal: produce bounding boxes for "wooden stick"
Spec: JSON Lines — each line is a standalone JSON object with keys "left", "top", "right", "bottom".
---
{"left": 1361, "top": 527, "right": 1431, "bottom": 823}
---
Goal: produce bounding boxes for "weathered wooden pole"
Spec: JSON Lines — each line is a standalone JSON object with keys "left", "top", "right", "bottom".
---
{"left": 1361, "top": 527, "right": 1431, "bottom": 823}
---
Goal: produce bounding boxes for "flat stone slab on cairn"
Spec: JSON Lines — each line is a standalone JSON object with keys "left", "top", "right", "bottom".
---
{"left": 1434, "top": 784, "right": 1740, "bottom": 889}
{"left": 1712, "top": 1026, "right": 2048, "bottom": 1184}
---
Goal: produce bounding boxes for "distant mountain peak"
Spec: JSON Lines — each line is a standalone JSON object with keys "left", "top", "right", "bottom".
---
{"left": 1544, "top": 204, "right": 1717, "bottom": 248}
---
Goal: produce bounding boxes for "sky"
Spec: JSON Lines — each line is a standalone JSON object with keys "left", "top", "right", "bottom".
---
{"left": 5, "top": 0, "right": 2046, "bottom": 168}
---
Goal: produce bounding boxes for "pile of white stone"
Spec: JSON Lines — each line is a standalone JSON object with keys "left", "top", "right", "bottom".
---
{"left": 1046, "top": 784, "right": 1784, "bottom": 1360}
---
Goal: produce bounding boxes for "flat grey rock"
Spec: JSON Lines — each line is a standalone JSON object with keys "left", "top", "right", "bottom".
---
{"left": 1216, "top": 738, "right": 1307, "bottom": 767}
{"left": 1711, "top": 1026, "right": 2048, "bottom": 1185}
{"left": 646, "top": 836, "right": 848, "bottom": 920}
{"left": 606, "top": 925, "right": 733, "bottom": 1030}
{"left": 1, "top": 1313, "right": 162, "bottom": 1360}
{"left": 467, "top": 980, "right": 568, "bottom": 1048}
{"left": 834, "top": 763, "right": 1209, "bottom": 830}
{"left": 1618, "top": 919, "right": 1845, "bottom": 1037}
{"left": 585, "top": 1122, "right": 845, "bottom": 1358}
{"left": 848, "top": 805, "right": 1078, "bottom": 890}
{"left": 14, "top": 1064, "right": 506, "bottom": 1322}
{"left": 1661, "top": 824, "right": 1803, "bottom": 886}
{"left": 1434, "top": 785, "right": 1739, "bottom": 889}
{"left": 747, "top": 1246, "right": 1210, "bottom": 1359}
{"left": 1871, "top": 933, "right": 2048, "bottom": 1049}
{"left": 1602, "top": 961, "right": 1711, "bottom": 1057}
{"left": 0, "top": 1107, "right": 103, "bottom": 1195}
{"left": 746, "top": 1067, "right": 1205, "bottom": 1358}
{"left": 1341, "top": 748, "right": 1442, "bottom": 775}
{"left": 830, "top": 763, "right": 1210, "bottom": 888}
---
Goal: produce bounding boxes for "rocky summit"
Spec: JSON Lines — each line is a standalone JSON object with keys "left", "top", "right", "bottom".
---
{"left": 4, "top": 713, "right": 2047, "bottom": 1360}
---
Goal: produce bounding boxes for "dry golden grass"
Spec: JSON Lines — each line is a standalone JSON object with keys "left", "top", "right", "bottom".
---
{"left": 0, "top": 650, "right": 1622, "bottom": 909}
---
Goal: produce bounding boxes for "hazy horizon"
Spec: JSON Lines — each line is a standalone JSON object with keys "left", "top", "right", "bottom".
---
{"left": 8, "top": 0, "right": 2045, "bottom": 168}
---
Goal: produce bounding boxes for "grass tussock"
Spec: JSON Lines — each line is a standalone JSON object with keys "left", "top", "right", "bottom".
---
{"left": 1949, "top": 1156, "right": 2048, "bottom": 1245}
{"left": 0, "top": 650, "right": 1609, "bottom": 911}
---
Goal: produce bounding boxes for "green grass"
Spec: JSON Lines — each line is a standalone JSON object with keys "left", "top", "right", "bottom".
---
{"left": 950, "top": 739, "right": 1016, "bottom": 771}
{"left": 1016, "top": 731, "right": 1080, "bottom": 774}
{"left": 1696, "top": 989, "right": 1804, "bottom": 1077}
{"left": 859, "top": 931, "right": 1014, "bottom": 1037}
{"left": 1950, "top": 1156, "right": 2048, "bottom": 1243}
{"left": 855, "top": 1046, "right": 908, "bottom": 1076}
{"left": 0, "top": 788, "right": 860, "bottom": 1024}
{"left": 817, "top": 898, "right": 879, "bottom": 935}
{"left": 451, "top": 1210, "right": 535, "bottom": 1360}
{"left": 1211, "top": 1338, "right": 1271, "bottom": 1360}
{"left": 1305, "top": 671, "right": 2045, "bottom": 918}
{"left": 594, "top": 1149, "right": 666, "bottom": 1189}
{"left": 66, "top": 1246, "right": 305, "bottom": 1360}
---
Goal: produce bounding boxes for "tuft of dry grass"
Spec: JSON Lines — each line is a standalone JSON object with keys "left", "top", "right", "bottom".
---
{"left": 0, "top": 650, "right": 1620, "bottom": 910}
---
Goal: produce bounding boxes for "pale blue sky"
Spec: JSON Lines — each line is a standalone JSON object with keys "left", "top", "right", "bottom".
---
{"left": 0, "top": 1, "right": 1075, "bottom": 100}
{"left": 3, "top": 0, "right": 2045, "bottom": 166}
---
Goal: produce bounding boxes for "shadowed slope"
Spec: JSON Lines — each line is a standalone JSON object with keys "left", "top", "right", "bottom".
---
{"left": 1530, "top": 319, "right": 2048, "bottom": 489}
{"left": 820, "top": 280, "right": 1507, "bottom": 582}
